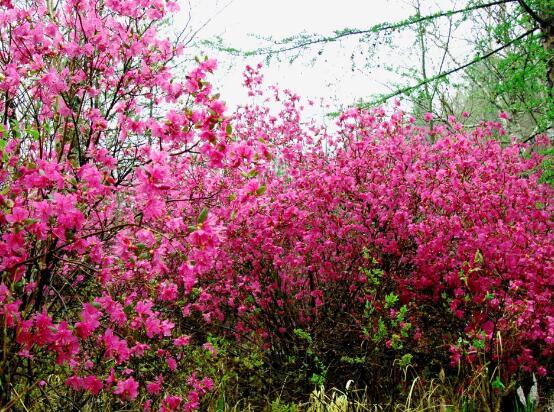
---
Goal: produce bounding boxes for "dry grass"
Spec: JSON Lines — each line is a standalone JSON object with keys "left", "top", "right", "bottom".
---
{"left": 206, "top": 373, "right": 551, "bottom": 412}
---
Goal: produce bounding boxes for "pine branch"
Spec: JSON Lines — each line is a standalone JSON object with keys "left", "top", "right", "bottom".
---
{"left": 360, "top": 27, "right": 539, "bottom": 108}
{"left": 247, "top": 0, "right": 518, "bottom": 56}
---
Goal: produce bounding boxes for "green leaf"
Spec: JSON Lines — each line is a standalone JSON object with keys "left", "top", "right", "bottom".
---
{"left": 474, "top": 249, "right": 483, "bottom": 264}
{"left": 255, "top": 184, "right": 267, "bottom": 196}
{"left": 293, "top": 328, "right": 312, "bottom": 343}
{"left": 399, "top": 353, "right": 413, "bottom": 368}
{"left": 491, "top": 375, "right": 505, "bottom": 390}
{"left": 9, "top": 120, "right": 21, "bottom": 139}
{"left": 0, "top": 139, "right": 7, "bottom": 162}
{"left": 216, "top": 396, "right": 225, "bottom": 412}
{"left": 385, "top": 292, "right": 399, "bottom": 308}
{"left": 26, "top": 128, "right": 40, "bottom": 140}
{"left": 197, "top": 208, "right": 209, "bottom": 224}
{"left": 472, "top": 337, "right": 485, "bottom": 350}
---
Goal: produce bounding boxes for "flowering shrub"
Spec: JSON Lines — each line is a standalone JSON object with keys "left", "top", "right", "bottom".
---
{"left": 0, "top": 0, "right": 254, "bottom": 409}
{"left": 190, "top": 67, "right": 553, "bottom": 398}
{"left": 0, "top": 1, "right": 552, "bottom": 409}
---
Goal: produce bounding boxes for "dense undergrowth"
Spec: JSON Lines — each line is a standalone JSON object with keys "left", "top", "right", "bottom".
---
{"left": 0, "top": 0, "right": 553, "bottom": 410}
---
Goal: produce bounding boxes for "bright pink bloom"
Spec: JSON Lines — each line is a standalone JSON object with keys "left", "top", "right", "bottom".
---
{"left": 113, "top": 377, "right": 139, "bottom": 401}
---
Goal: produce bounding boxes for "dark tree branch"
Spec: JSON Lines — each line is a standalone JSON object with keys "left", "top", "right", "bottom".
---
{"left": 517, "top": 0, "right": 548, "bottom": 27}
{"left": 247, "top": 0, "right": 518, "bottom": 56}
{"left": 362, "top": 27, "right": 539, "bottom": 107}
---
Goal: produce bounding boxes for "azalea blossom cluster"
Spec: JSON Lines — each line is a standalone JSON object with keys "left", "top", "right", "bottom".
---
{"left": 195, "top": 66, "right": 553, "bottom": 383}
{"left": 0, "top": 0, "right": 259, "bottom": 409}
{"left": 0, "top": 0, "right": 553, "bottom": 408}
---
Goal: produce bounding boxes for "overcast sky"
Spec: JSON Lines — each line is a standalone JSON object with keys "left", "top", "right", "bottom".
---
{"left": 171, "top": 0, "right": 465, "bottom": 115}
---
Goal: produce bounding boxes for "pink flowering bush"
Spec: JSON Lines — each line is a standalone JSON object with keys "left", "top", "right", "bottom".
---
{"left": 187, "top": 68, "right": 553, "bottom": 400}
{"left": 0, "top": 0, "right": 248, "bottom": 408}
{"left": 0, "top": 0, "right": 552, "bottom": 409}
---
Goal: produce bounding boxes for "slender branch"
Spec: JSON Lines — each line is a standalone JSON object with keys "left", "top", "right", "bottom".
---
{"left": 430, "top": 15, "right": 453, "bottom": 105}
{"left": 517, "top": 0, "right": 547, "bottom": 27}
{"left": 183, "top": 0, "right": 237, "bottom": 47}
{"left": 361, "top": 27, "right": 539, "bottom": 107}
{"left": 1, "top": 222, "right": 139, "bottom": 273}
{"left": 243, "top": 0, "right": 518, "bottom": 56}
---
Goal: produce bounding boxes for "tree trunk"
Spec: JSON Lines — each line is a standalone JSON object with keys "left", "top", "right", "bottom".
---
{"left": 543, "top": 17, "right": 554, "bottom": 94}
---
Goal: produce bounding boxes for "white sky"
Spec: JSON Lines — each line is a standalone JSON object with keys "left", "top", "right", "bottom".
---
{"left": 170, "top": 0, "right": 467, "bottom": 114}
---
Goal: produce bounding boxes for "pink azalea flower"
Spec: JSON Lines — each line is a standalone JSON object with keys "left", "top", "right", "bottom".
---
{"left": 113, "top": 377, "right": 139, "bottom": 401}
